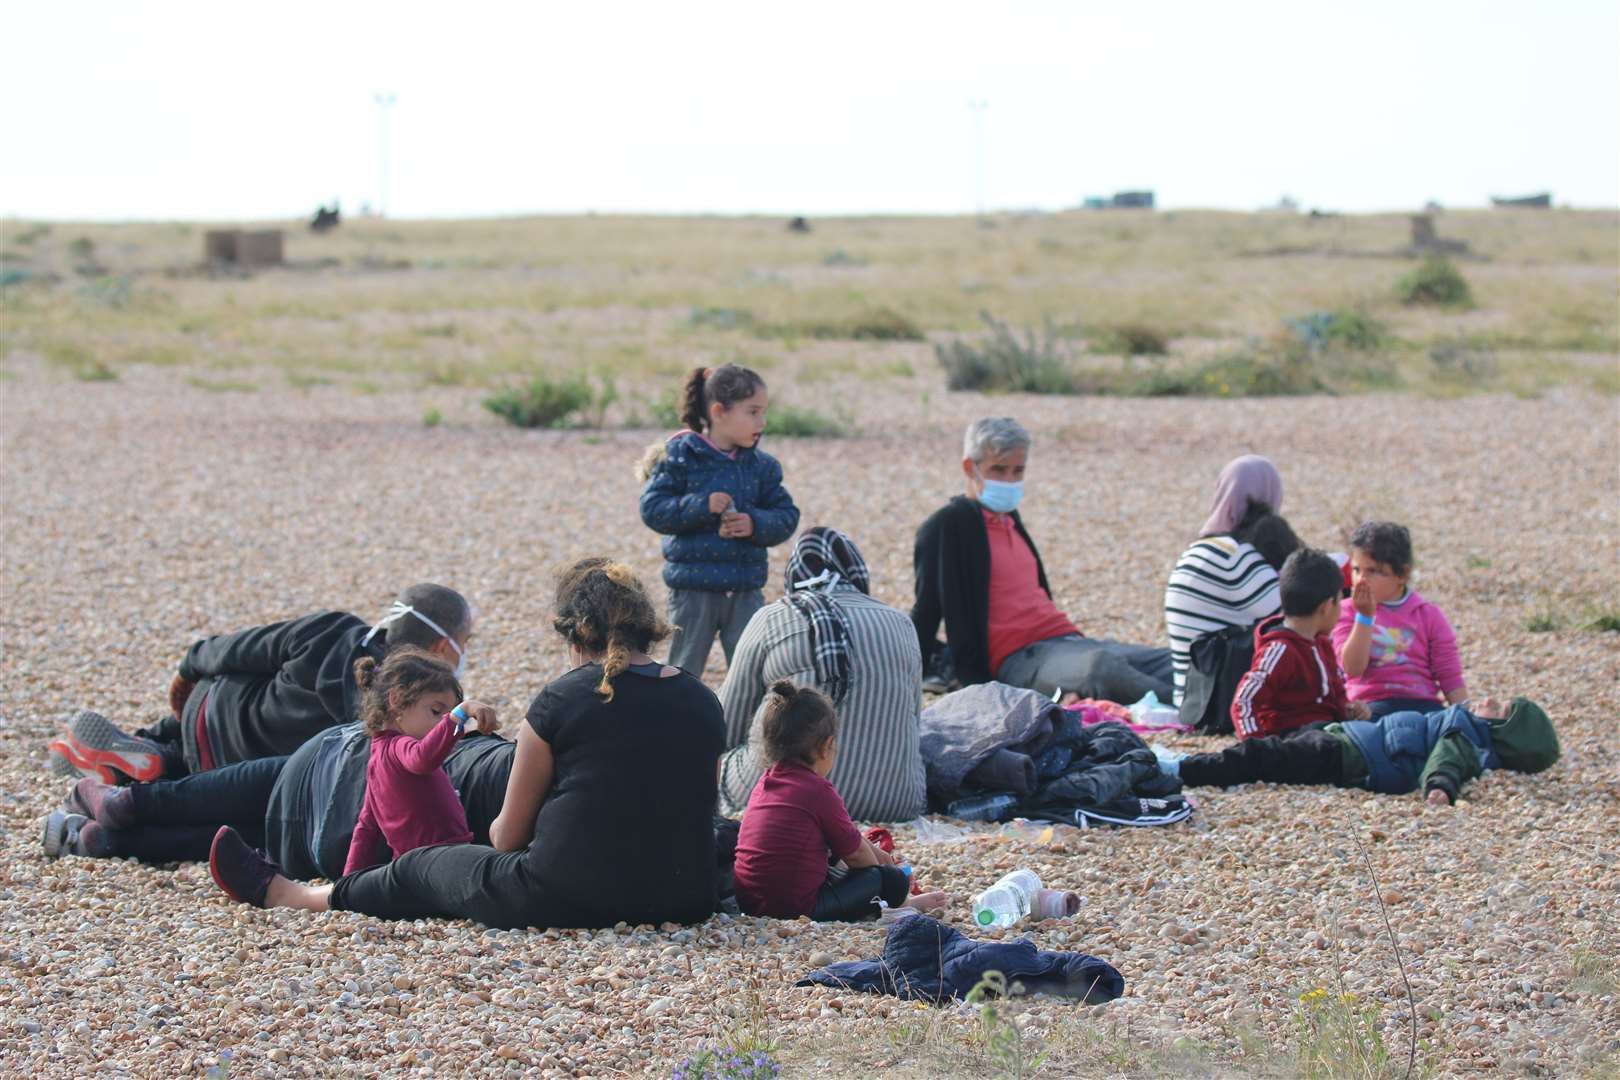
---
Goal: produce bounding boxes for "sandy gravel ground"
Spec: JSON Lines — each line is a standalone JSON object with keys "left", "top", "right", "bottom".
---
{"left": 2, "top": 366, "right": 1616, "bottom": 1078}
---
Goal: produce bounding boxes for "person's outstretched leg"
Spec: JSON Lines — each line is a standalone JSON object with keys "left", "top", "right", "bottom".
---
{"left": 810, "top": 866, "right": 918, "bottom": 921}
{"left": 210, "top": 826, "right": 329, "bottom": 910}
{"left": 124, "top": 755, "right": 287, "bottom": 826}
{"left": 1177, "top": 730, "right": 1344, "bottom": 788}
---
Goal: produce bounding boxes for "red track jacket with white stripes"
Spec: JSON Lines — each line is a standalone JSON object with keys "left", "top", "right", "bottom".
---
{"left": 1230, "top": 615, "right": 1349, "bottom": 740}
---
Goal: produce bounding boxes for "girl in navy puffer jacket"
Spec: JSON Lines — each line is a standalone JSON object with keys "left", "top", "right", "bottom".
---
{"left": 638, "top": 364, "right": 799, "bottom": 675}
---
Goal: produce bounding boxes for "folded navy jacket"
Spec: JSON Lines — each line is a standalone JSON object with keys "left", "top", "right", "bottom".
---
{"left": 795, "top": 914, "right": 1124, "bottom": 1004}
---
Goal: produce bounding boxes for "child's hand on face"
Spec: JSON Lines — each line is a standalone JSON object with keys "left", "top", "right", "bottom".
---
{"left": 719, "top": 511, "right": 754, "bottom": 539}
{"left": 1351, "top": 580, "right": 1377, "bottom": 618}
{"left": 708, "top": 491, "right": 734, "bottom": 515}
{"left": 455, "top": 700, "right": 499, "bottom": 736}
{"left": 1425, "top": 788, "right": 1452, "bottom": 807}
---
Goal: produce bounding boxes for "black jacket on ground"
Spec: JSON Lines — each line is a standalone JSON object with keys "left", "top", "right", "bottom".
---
{"left": 177, "top": 611, "right": 384, "bottom": 771}
{"left": 911, "top": 495, "right": 1054, "bottom": 687}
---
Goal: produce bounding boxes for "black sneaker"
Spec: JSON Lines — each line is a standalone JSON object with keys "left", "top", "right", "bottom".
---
{"left": 209, "top": 826, "right": 278, "bottom": 908}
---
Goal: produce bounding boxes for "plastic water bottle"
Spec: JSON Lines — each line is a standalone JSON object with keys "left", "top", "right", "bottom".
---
{"left": 947, "top": 792, "right": 1020, "bottom": 822}
{"left": 972, "top": 868, "right": 1043, "bottom": 928}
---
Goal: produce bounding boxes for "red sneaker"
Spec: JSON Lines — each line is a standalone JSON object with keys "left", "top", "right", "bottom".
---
{"left": 46, "top": 711, "right": 165, "bottom": 785}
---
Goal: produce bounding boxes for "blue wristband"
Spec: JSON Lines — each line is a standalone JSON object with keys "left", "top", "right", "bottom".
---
{"left": 1354, "top": 612, "right": 1375, "bottom": 627}
{"left": 450, "top": 704, "right": 470, "bottom": 733}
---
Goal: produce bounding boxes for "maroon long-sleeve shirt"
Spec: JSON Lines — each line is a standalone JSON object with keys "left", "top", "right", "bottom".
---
{"left": 343, "top": 715, "right": 473, "bottom": 875}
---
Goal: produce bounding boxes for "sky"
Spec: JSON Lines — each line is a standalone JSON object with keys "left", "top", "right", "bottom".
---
{"left": 2, "top": 1, "right": 1617, "bottom": 220}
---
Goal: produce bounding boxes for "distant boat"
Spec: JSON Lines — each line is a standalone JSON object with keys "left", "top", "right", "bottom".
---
{"left": 1490, "top": 192, "right": 1552, "bottom": 209}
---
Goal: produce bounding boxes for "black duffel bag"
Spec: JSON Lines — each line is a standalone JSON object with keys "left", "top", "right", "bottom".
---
{"left": 1178, "top": 622, "right": 1257, "bottom": 735}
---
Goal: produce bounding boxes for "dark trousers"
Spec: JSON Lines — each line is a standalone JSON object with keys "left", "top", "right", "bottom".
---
{"left": 1178, "top": 729, "right": 1346, "bottom": 789}
{"left": 810, "top": 865, "right": 911, "bottom": 922}
{"left": 331, "top": 844, "right": 546, "bottom": 929}
{"left": 106, "top": 755, "right": 287, "bottom": 862}
{"left": 1365, "top": 697, "right": 1443, "bottom": 720}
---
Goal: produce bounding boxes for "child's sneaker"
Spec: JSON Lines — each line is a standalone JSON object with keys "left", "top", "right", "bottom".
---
{"left": 46, "top": 711, "right": 165, "bottom": 785}
{"left": 41, "top": 811, "right": 113, "bottom": 858}
{"left": 209, "top": 826, "right": 278, "bottom": 908}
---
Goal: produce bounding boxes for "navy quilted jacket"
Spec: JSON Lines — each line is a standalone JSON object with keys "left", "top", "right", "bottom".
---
{"left": 639, "top": 432, "right": 799, "bottom": 592}
{"left": 797, "top": 913, "right": 1124, "bottom": 1003}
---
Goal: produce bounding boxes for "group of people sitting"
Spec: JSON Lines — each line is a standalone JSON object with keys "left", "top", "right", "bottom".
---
{"left": 38, "top": 396, "right": 1558, "bottom": 934}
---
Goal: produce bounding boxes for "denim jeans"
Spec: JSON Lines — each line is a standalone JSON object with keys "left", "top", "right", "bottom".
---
{"left": 996, "top": 634, "right": 1174, "bottom": 705}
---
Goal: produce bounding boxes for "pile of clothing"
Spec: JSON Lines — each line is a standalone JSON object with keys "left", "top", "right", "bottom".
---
{"left": 920, "top": 682, "right": 1192, "bottom": 827}
{"left": 797, "top": 912, "right": 1123, "bottom": 1003}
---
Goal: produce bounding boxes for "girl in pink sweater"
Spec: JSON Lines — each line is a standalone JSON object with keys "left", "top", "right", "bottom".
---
{"left": 1333, "top": 521, "right": 1469, "bottom": 719}
{"left": 343, "top": 648, "right": 499, "bottom": 874}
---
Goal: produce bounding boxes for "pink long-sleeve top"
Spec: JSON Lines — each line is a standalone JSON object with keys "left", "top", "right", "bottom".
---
{"left": 343, "top": 715, "right": 473, "bottom": 875}
{"left": 1331, "top": 589, "right": 1465, "bottom": 705}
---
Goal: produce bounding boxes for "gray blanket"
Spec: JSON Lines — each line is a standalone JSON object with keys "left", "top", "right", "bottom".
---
{"left": 919, "top": 682, "right": 1058, "bottom": 804}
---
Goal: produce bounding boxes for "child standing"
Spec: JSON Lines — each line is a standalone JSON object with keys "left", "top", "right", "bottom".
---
{"left": 339, "top": 648, "right": 498, "bottom": 875}
{"left": 638, "top": 364, "right": 800, "bottom": 675}
{"left": 1231, "top": 549, "right": 1371, "bottom": 740}
{"left": 732, "top": 682, "right": 947, "bottom": 921}
{"left": 1332, "top": 522, "right": 1468, "bottom": 719}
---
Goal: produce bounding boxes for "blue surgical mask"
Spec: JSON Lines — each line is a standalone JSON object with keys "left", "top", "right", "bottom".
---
{"left": 977, "top": 476, "right": 1024, "bottom": 514}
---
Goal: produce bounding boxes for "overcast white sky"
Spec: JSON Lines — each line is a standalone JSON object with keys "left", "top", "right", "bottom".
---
{"left": 3, "top": 1, "right": 1616, "bottom": 220}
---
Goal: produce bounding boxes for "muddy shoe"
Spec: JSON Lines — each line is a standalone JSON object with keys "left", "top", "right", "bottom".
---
{"left": 46, "top": 711, "right": 166, "bottom": 785}
{"left": 65, "top": 778, "right": 135, "bottom": 829}
{"left": 41, "top": 811, "right": 112, "bottom": 858}
{"left": 209, "top": 826, "right": 277, "bottom": 908}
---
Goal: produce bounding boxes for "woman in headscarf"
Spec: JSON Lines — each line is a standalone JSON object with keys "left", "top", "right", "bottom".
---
{"left": 1163, "top": 455, "right": 1301, "bottom": 706}
{"left": 717, "top": 528, "right": 927, "bottom": 821}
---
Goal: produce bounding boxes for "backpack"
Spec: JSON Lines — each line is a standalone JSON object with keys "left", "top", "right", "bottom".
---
{"left": 1178, "top": 623, "right": 1257, "bottom": 735}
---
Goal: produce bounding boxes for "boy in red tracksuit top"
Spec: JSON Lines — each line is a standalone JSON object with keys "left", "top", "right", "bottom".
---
{"left": 1231, "top": 549, "right": 1371, "bottom": 739}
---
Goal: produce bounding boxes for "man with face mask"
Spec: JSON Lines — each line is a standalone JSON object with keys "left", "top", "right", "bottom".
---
{"left": 47, "top": 583, "right": 475, "bottom": 782}
{"left": 911, "top": 417, "right": 1173, "bottom": 704}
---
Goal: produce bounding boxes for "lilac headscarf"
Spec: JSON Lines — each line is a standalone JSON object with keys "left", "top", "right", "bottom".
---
{"left": 1200, "top": 455, "right": 1283, "bottom": 538}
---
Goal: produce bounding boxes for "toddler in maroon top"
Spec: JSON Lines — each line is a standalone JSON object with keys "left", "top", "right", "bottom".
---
{"left": 342, "top": 648, "right": 499, "bottom": 875}
{"left": 732, "top": 681, "right": 947, "bottom": 921}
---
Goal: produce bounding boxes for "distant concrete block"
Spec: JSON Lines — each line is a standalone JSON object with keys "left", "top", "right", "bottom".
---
{"left": 204, "top": 229, "right": 284, "bottom": 267}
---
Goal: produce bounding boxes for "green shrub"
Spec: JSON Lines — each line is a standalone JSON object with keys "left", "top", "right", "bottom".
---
{"left": 1288, "top": 309, "right": 1389, "bottom": 351}
{"left": 688, "top": 306, "right": 753, "bottom": 330}
{"left": 821, "top": 248, "right": 867, "bottom": 267}
{"left": 74, "top": 360, "right": 119, "bottom": 382}
{"left": 1584, "top": 608, "right": 1620, "bottom": 633}
{"left": 1427, "top": 341, "right": 1497, "bottom": 384}
{"left": 1138, "top": 350, "right": 1326, "bottom": 398}
{"left": 765, "top": 307, "right": 923, "bottom": 342}
{"left": 1092, "top": 322, "right": 1169, "bottom": 356}
{"left": 768, "top": 403, "right": 848, "bottom": 437}
{"left": 934, "top": 313, "right": 1086, "bottom": 394}
{"left": 422, "top": 406, "right": 443, "bottom": 428}
{"left": 1397, "top": 258, "right": 1472, "bottom": 307}
{"left": 68, "top": 236, "right": 96, "bottom": 260}
{"left": 483, "top": 373, "right": 594, "bottom": 429}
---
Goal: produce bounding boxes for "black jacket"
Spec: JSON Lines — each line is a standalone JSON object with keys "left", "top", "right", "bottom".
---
{"left": 177, "top": 611, "right": 385, "bottom": 770}
{"left": 910, "top": 495, "right": 1054, "bottom": 686}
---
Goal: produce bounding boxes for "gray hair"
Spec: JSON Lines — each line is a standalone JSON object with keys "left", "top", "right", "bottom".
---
{"left": 962, "top": 417, "right": 1032, "bottom": 463}
{"left": 386, "top": 583, "right": 474, "bottom": 648}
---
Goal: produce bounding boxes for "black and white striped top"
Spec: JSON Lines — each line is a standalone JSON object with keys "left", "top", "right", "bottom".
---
{"left": 1163, "top": 536, "right": 1281, "bottom": 706}
{"left": 717, "top": 586, "right": 927, "bottom": 822}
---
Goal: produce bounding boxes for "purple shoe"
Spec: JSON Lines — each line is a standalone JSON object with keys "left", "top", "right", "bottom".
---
{"left": 65, "top": 778, "right": 135, "bottom": 830}
{"left": 209, "top": 826, "right": 278, "bottom": 908}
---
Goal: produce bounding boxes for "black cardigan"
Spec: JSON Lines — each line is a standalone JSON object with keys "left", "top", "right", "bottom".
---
{"left": 910, "top": 495, "right": 1054, "bottom": 686}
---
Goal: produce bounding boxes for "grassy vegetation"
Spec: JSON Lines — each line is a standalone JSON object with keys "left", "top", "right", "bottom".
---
{"left": 0, "top": 211, "right": 1613, "bottom": 398}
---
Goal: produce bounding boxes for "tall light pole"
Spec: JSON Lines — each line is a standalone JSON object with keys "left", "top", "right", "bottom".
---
{"left": 968, "top": 98, "right": 989, "bottom": 218}
{"left": 373, "top": 92, "right": 397, "bottom": 217}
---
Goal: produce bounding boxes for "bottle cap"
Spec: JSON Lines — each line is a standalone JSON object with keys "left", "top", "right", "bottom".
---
{"left": 976, "top": 908, "right": 994, "bottom": 926}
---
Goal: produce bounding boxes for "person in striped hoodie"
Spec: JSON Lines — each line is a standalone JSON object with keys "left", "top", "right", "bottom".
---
{"left": 1230, "top": 549, "right": 1371, "bottom": 740}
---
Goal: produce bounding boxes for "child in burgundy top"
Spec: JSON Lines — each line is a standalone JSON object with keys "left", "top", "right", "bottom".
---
{"left": 343, "top": 648, "right": 499, "bottom": 875}
{"left": 1333, "top": 521, "right": 1469, "bottom": 719}
{"left": 732, "top": 682, "right": 948, "bottom": 921}
{"left": 1231, "top": 549, "right": 1372, "bottom": 740}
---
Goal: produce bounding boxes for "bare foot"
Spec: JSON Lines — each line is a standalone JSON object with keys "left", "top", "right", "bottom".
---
{"left": 903, "top": 890, "right": 949, "bottom": 914}
{"left": 265, "top": 874, "right": 334, "bottom": 912}
{"left": 1472, "top": 696, "right": 1505, "bottom": 719}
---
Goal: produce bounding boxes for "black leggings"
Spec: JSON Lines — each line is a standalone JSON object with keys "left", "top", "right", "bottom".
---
{"left": 810, "top": 865, "right": 911, "bottom": 922}
{"left": 330, "top": 843, "right": 545, "bottom": 929}
{"left": 103, "top": 755, "right": 289, "bottom": 862}
{"left": 1178, "top": 729, "right": 1346, "bottom": 789}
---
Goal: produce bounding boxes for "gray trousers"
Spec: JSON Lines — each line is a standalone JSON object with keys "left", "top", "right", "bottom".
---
{"left": 666, "top": 588, "right": 764, "bottom": 676}
{"left": 996, "top": 633, "right": 1174, "bottom": 705}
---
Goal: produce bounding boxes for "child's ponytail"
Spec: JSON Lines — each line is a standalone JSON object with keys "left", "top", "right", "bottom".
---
{"left": 759, "top": 681, "right": 838, "bottom": 767}
{"left": 353, "top": 656, "right": 378, "bottom": 690}
{"left": 680, "top": 367, "right": 711, "bottom": 433}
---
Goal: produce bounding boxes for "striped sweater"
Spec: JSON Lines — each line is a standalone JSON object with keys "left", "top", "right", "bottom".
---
{"left": 717, "top": 587, "right": 927, "bottom": 822}
{"left": 1163, "top": 537, "right": 1281, "bottom": 705}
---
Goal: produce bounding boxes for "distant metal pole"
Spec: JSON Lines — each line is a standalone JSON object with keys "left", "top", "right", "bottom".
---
{"left": 968, "top": 99, "right": 989, "bottom": 217}
{"left": 374, "top": 93, "right": 397, "bottom": 216}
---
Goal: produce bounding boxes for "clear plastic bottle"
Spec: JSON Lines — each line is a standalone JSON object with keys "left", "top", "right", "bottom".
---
{"left": 972, "top": 868, "right": 1043, "bottom": 928}
{"left": 947, "top": 792, "right": 1020, "bottom": 822}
